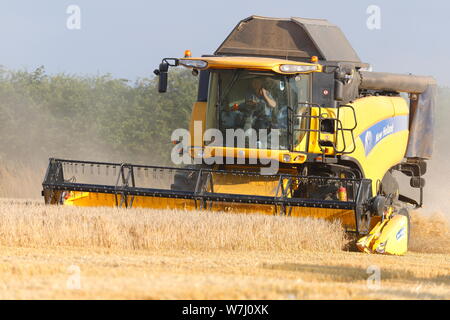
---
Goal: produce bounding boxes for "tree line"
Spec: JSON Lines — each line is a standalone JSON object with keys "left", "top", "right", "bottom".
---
{"left": 0, "top": 66, "right": 197, "bottom": 166}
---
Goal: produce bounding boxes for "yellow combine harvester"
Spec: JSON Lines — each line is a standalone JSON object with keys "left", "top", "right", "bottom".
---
{"left": 42, "top": 16, "right": 436, "bottom": 255}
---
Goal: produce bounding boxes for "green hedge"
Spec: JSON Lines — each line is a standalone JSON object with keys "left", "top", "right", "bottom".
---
{"left": 0, "top": 66, "right": 197, "bottom": 165}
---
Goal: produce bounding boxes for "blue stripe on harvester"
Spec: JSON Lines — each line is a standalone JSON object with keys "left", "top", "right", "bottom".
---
{"left": 360, "top": 115, "right": 408, "bottom": 156}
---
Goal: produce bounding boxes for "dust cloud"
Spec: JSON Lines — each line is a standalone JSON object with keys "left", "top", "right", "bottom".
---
{"left": 0, "top": 94, "right": 122, "bottom": 199}
{"left": 407, "top": 147, "right": 450, "bottom": 254}
{"left": 410, "top": 211, "right": 450, "bottom": 254}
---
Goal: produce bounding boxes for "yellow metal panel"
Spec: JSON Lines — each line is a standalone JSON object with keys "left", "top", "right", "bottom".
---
{"left": 347, "top": 96, "right": 396, "bottom": 140}
{"left": 65, "top": 192, "right": 198, "bottom": 210}
{"left": 341, "top": 96, "right": 409, "bottom": 194}
{"left": 179, "top": 56, "right": 322, "bottom": 74}
{"left": 304, "top": 107, "right": 337, "bottom": 155}
{"left": 195, "top": 146, "right": 307, "bottom": 164}
{"left": 189, "top": 101, "right": 207, "bottom": 147}
{"left": 64, "top": 191, "right": 357, "bottom": 230}
{"left": 391, "top": 96, "right": 410, "bottom": 117}
{"left": 211, "top": 173, "right": 279, "bottom": 196}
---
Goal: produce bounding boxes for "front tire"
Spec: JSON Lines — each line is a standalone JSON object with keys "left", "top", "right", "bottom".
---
{"left": 397, "top": 207, "right": 411, "bottom": 249}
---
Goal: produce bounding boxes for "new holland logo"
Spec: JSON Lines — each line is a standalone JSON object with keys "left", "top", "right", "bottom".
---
{"left": 364, "top": 130, "right": 373, "bottom": 154}
{"left": 359, "top": 115, "right": 408, "bottom": 156}
{"left": 396, "top": 227, "right": 406, "bottom": 241}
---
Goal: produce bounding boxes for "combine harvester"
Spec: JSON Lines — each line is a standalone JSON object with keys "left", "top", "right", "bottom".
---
{"left": 42, "top": 16, "right": 436, "bottom": 255}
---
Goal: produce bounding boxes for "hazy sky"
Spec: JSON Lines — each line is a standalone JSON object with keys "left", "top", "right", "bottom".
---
{"left": 0, "top": 0, "right": 448, "bottom": 85}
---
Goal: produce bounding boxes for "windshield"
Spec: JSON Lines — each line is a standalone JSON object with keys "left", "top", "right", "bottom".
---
{"left": 206, "top": 70, "right": 309, "bottom": 150}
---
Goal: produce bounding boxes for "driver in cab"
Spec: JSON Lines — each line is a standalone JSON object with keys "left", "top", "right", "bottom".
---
{"left": 242, "top": 78, "right": 277, "bottom": 130}
{"left": 245, "top": 78, "right": 277, "bottom": 113}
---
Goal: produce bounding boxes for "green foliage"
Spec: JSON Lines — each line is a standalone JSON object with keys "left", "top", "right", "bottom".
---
{"left": 0, "top": 66, "right": 197, "bottom": 165}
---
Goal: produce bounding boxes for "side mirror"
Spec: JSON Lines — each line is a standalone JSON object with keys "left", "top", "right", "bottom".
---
{"left": 153, "top": 58, "right": 179, "bottom": 93}
{"left": 410, "top": 177, "right": 426, "bottom": 188}
{"left": 156, "top": 62, "right": 169, "bottom": 93}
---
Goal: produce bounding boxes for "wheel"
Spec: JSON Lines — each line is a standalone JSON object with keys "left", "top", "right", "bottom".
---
{"left": 380, "top": 171, "right": 399, "bottom": 200}
{"left": 397, "top": 207, "right": 411, "bottom": 248}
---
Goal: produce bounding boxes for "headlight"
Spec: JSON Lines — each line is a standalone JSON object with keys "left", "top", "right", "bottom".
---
{"left": 179, "top": 59, "right": 208, "bottom": 69}
{"left": 279, "top": 64, "right": 318, "bottom": 73}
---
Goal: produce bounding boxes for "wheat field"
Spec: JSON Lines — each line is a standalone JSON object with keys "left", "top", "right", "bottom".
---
{"left": 0, "top": 161, "right": 449, "bottom": 299}
{"left": 0, "top": 198, "right": 448, "bottom": 299}
{"left": 0, "top": 200, "right": 348, "bottom": 252}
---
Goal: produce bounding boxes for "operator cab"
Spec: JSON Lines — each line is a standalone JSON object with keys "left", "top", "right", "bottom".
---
{"left": 205, "top": 69, "right": 311, "bottom": 150}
